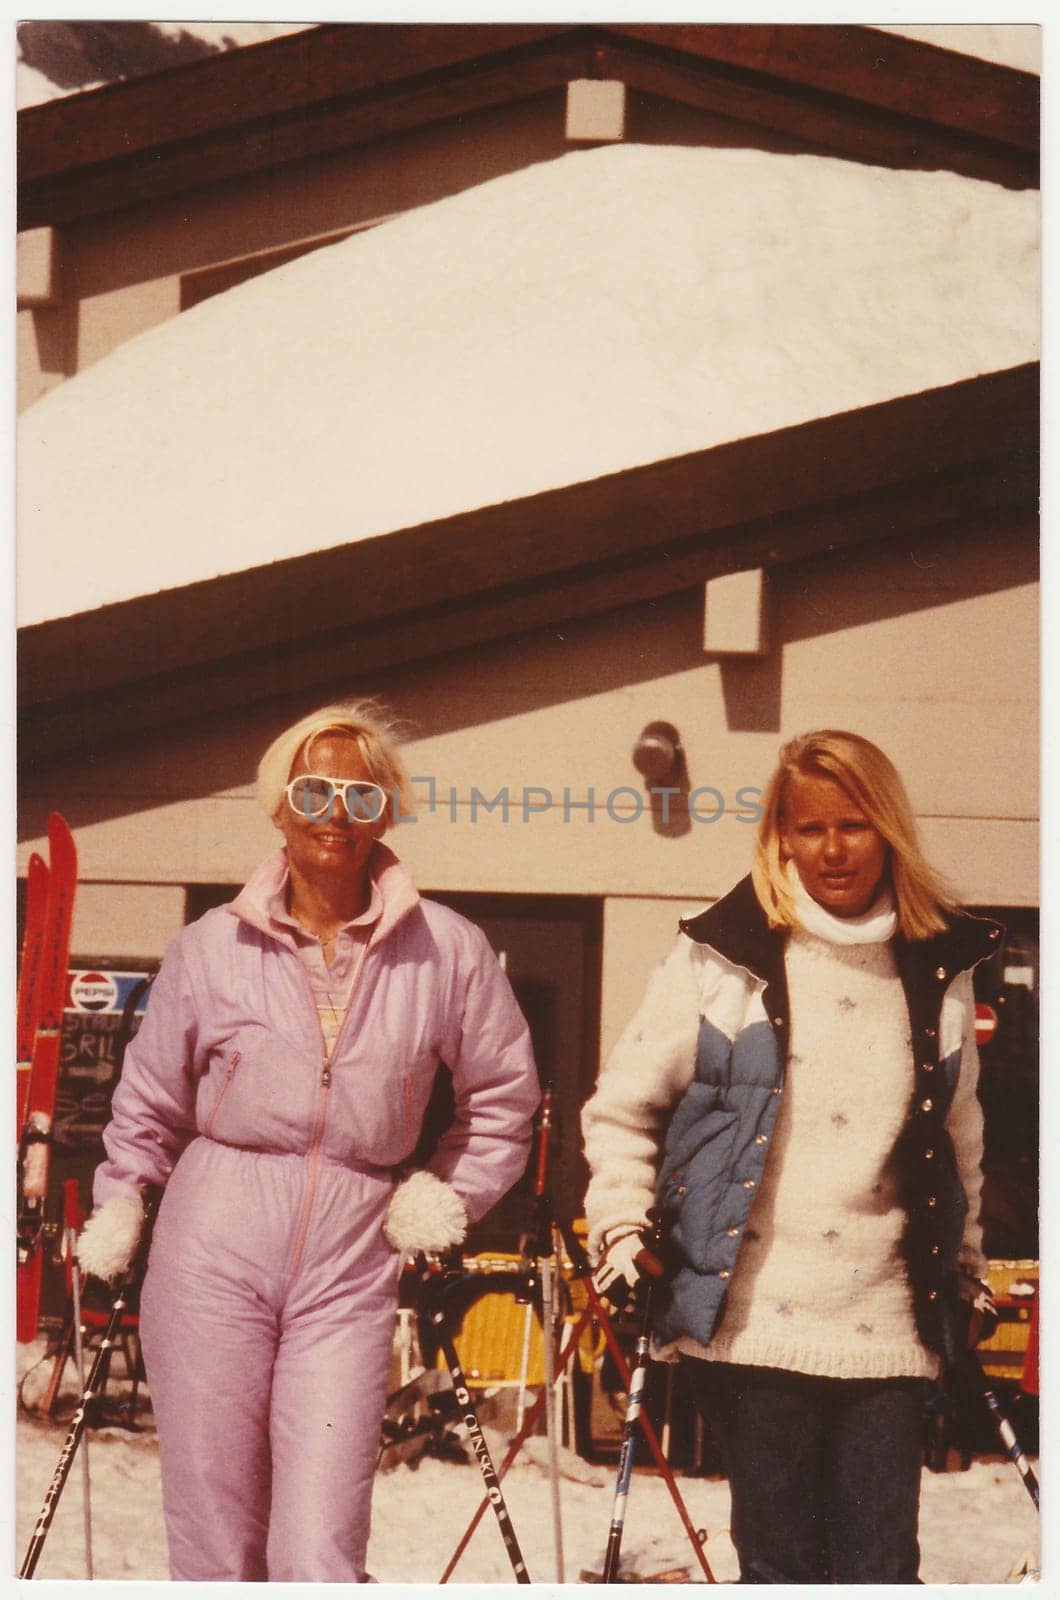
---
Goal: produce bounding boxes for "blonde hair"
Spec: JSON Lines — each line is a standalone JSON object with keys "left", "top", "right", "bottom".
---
{"left": 751, "top": 729, "right": 955, "bottom": 940}
{"left": 256, "top": 699, "right": 415, "bottom": 830}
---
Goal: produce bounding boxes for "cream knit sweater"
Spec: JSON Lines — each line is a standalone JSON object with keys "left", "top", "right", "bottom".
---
{"left": 675, "top": 922, "right": 939, "bottom": 1380}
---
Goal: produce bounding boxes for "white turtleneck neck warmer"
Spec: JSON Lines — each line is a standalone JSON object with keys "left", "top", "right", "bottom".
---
{"left": 785, "top": 857, "right": 898, "bottom": 945}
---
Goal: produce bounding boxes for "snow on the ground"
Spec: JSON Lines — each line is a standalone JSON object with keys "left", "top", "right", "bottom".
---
{"left": 14, "top": 1340, "right": 1040, "bottom": 1584}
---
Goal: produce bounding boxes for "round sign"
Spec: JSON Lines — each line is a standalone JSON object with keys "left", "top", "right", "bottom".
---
{"left": 974, "top": 1002, "right": 998, "bottom": 1047}
{"left": 70, "top": 970, "right": 119, "bottom": 1012}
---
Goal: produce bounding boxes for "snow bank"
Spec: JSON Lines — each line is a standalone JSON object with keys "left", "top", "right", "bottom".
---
{"left": 18, "top": 143, "right": 1038, "bottom": 627}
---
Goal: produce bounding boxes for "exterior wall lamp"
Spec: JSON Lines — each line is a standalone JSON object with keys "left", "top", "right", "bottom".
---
{"left": 632, "top": 721, "right": 683, "bottom": 786}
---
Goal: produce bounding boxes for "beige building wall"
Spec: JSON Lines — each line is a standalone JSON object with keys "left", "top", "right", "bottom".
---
{"left": 71, "top": 883, "right": 187, "bottom": 961}
{"left": 20, "top": 514, "right": 1039, "bottom": 1032}
{"left": 600, "top": 896, "right": 698, "bottom": 1059}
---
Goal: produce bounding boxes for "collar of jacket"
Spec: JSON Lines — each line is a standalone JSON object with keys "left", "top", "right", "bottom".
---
{"left": 227, "top": 841, "right": 422, "bottom": 948}
{"left": 680, "top": 874, "right": 1002, "bottom": 984}
{"left": 679, "top": 876, "right": 790, "bottom": 1046}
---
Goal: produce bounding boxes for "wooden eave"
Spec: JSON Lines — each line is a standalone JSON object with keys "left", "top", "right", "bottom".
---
{"left": 18, "top": 22, "right": 1039, "bottom": 229}
{"left": 18, "top": 363, "right": 1039, "bottom": 769}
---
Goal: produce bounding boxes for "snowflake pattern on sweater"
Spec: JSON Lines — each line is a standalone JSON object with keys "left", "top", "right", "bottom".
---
{"left": 680, "top": 929, "right": 940, "bottom": 1380}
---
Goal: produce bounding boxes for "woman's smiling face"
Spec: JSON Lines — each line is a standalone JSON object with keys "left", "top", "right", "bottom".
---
{"left": 779, "top": 771, "right": 889, "bottom": 918}
{"left": 278, "top": 733, "right": 385, "bottom": 886}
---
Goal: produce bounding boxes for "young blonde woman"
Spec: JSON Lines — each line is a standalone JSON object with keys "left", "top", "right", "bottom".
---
{"left": 583, "top": 729, "right": 997, "bottom": 1584}
{"left": 78, "top": 700, "right": 539, "bottom": 1582}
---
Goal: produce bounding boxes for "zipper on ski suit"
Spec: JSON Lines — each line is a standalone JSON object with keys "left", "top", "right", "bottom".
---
{"left": 286, "top": 935, "right": 374, "bottom": 1278}
{"left": 203, "top": 1051, "right": 242, "bottom": 1140}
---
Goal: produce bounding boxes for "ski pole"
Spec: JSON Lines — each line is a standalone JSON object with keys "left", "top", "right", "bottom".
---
{"left": 69, "top": 1244, "right": 94, "bottom": 1577}
{"left": 540, "top": 1236, "right": 564, "bottom": 1581}
{"left": 601, "top": 1224, "right": 667, "bottom": 1582}
{"left": 526, "top": 1087, "right": 564, "bottom": 1582}
{"left": 63, "top": 1181, "right": 93, "bottom": 1578}
{"left": 531, "top": 1088, "right": 563, "bottom": 1574}
{"left": 514, "top": 1297, "right": 534, "bottom": 1434}
{"left": 20, "top": 1269, "right": 133, "bottom": 1578}
{"left": 964, "top": 1350, "right": 1039, "bottom": 1511}
{"left": 416, "top": 1254, "right": 532, "bottom": 1583}
{"left": 557, "top": 1215, "right": 716, "bottom": 1584}
{"left": 440, "top": 1300, "right": 594, "bottom": 1582}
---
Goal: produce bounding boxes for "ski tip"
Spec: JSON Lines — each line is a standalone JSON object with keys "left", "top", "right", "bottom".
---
{"left": 46, "top": 812, "right": 77, "bottom": 869}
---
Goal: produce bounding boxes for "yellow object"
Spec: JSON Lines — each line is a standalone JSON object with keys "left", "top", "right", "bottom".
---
{"left": 451, "top": 1287, "right": 547, "bottom": 1386}
{"left": 980, "top": 1258, "right": 1038, "bottom": 1382}
{"left": 435, "top": 1242, "right": 603, "bottom": 1388}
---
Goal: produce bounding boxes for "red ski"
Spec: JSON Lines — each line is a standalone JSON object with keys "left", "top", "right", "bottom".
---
{"left": 18, "top": 814, "right": 78, "bottom": 1343}
{"left": 16, "top": 852, "right": 50, "bottom": 1135}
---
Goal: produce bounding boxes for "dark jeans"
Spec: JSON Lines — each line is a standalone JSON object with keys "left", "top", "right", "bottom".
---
{"left": 685, "top": 1359, "right": 930, "bottom": 1583}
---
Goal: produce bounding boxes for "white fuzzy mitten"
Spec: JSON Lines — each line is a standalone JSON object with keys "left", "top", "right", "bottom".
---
{"left": 76, "top": 1193, "right": 145, "bottom": 1283}
{"left": 383, "top": 1171, "right": 467, "bottom": 1255}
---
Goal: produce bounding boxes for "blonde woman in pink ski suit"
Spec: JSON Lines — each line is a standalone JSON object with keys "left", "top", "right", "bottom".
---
{"left": 77, "top": 702, "right": 540, "bottom": 1582}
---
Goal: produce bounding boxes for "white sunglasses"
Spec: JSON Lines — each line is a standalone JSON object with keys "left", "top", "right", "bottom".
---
{"left": 285, "top": 774, "right": 387, "bottom": 823}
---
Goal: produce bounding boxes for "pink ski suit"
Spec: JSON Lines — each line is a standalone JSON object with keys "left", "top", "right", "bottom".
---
{"left": 93, "top": 844, "right": 540, "bottom": 1581}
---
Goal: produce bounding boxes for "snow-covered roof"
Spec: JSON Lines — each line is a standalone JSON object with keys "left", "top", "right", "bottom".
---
{"left": 17, "top": 142, "right": 1038, "bottom": 630}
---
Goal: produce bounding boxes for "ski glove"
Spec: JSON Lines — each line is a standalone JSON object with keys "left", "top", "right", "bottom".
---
{"left": 76, "top": 1192, "right": 145, "bottom": 1284}
{"left": 955, "top": 1270, "right": 999, "bottom": 1348}
{"left": 593, "top": 1228, "right": 663, "bottom": 1309}
{"left": 383, "top": 1170, "right": 468, "bottom": 1256}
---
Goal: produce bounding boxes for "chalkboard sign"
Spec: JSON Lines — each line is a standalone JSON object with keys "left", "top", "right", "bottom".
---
{"left": 38, "top": 963, "right": 156, "bottom": 1328}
